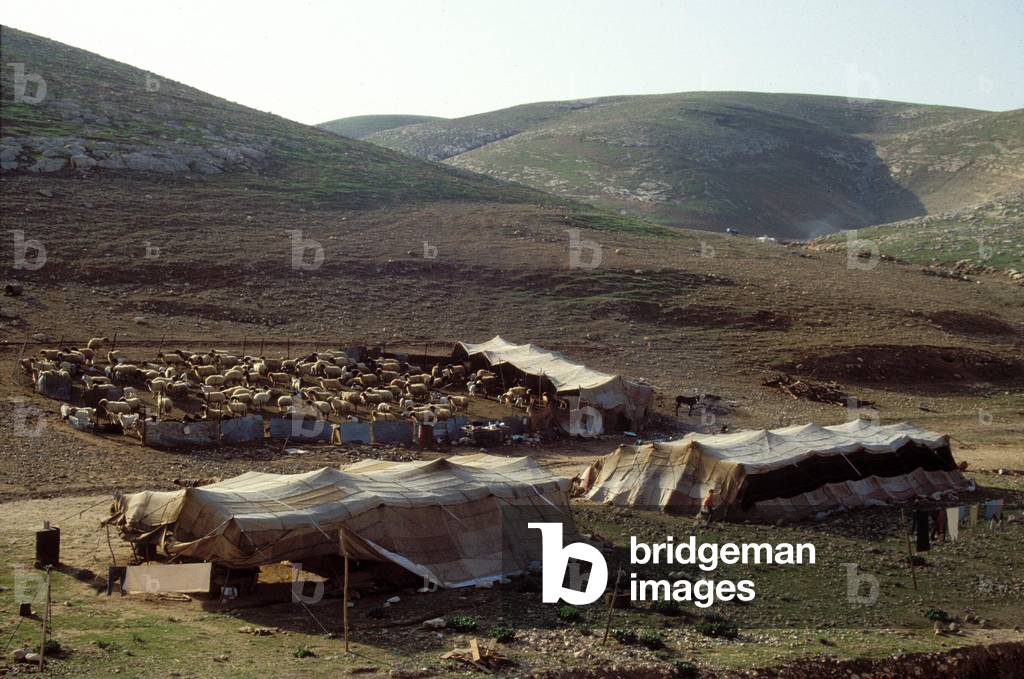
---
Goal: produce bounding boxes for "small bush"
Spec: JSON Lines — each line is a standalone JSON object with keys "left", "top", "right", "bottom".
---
{"left": 612, "top": 628, "right": 637, "bottom": 644}
{"left": 926, "top": 607, "right": 951, "bottom": 623}
{"left": 557, "top": 605, "right": 582, "bottom": 622}
{"left": 672, "top": 659, "right": 700, "bottom": 677}
{"left": 449, "top": 615, "right": 479, "bottom": 632}
{"left": 293, "top": 645, "right": 316, "bottom": 658}
{"left": 652, "top": 599, "right": 682, "bottom": 617}
{"left": 36, "top": 639, "right": 64, "bottom": 656}
{"left": 639, "top": 629, "right": 665, "bottom": 650}
{"left": 487, "top": 625, "right": 516, "bottom": 643}
{"left": 694, "top": 615, "right": 738, "bottom": 639}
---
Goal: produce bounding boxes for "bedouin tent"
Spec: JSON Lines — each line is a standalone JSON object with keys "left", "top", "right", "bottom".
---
{"left": 453, "top": 335, "right": 653, "bottom": 433}
{"left": 579, "top": 420, "right": 972, "bottom": 519}
{"left": 108, "top": 455, "right": 574, "bottom": 588}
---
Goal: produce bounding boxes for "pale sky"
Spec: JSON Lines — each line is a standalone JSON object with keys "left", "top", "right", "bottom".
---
{"left": 2, "top": 0, "right": 1022, "bottom": 125}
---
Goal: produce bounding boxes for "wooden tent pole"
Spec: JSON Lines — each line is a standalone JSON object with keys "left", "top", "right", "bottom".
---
{"left": 598, "top": 565, "right": 622, "bottom": 647}
{"left": 39, "top": 566, "right": 51, "bottom": 671}
{"left": 341, "top": 529, "right": 350, "bottom": 653}
{"left": 903, "top": 510, "right": 918, "bottom": 590}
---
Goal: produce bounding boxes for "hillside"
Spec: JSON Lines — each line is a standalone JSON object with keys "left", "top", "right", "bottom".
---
{"left": 813, "top": 192, "right": 1024, "bottom": 271}
{"left": 0, "top": 26, "right": 557, "bottom": 210}
{"left": 355, "top": 93, "right": 1023, "bottom": 239}
{"left": 317, "top": 114, "right": 446, "bottom": 139}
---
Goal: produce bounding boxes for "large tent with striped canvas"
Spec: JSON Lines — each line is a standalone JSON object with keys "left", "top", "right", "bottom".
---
{"left": 579, "top": 420, "right": 972, "bottom": 519}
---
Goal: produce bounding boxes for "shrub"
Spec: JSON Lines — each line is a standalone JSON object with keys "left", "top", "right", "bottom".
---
{"left": 293, "top": 645, "right": 316, "bottom": 658}
{"left": 557, "top": 605, "right": 582, "bottom": 622}
{"left": 487, "top": 625, "right": 516, "bottom": 643}
{"left": 694, "top": 615, "right": 738, "bottom": 639}
{"left": 612, "top": 628, "right": 638, "bottom": 644}
{"left": 639, "top": 629, "right": 665, "bottom": 650}
{"left": 449, "top": 615, "right": 479, "bottom": 632}
{"left": 925, "top": 607, "right": 951, "bottom": 623}
{"left": 652, "top": 599, "right": 682, "bottom": 617}
{"left": 672, "top": 659, "right": 700, "bottom": 677}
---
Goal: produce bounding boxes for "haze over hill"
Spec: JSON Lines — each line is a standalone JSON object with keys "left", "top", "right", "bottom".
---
{"left": 319, "top": 114, "right": 446, "bottom": 140}
{"left": 323, "top": 94, "right": 1024, "bottom": 239}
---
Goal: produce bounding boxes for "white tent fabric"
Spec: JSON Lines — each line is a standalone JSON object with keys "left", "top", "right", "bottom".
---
{"left": 456, "top": 336, "right": 653, "bottom": 426}
{"left": 580, "top": 420, "right": 970, "bottom": 518}
{"left": 678, "top": 420, "right": 948, "bottom": 472}
{"left": 112, "top": 454, "right": 573, "bottom": 587}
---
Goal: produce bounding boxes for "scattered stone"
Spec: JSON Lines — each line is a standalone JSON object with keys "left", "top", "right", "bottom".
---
{"left": 423, "top": 617, "right": 446, "bottom": 629}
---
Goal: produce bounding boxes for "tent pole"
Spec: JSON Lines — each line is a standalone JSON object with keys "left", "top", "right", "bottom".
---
{"left": 902, "top": 510, "right": 918, "bottom": 590}
{"left": 341, "top": 530, "right": 350, "bottom": 653}
{"left": 602, "top": 564, "right": 623, "bottom": 645}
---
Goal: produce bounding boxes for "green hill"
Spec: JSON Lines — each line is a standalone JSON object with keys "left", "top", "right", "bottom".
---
{"left": 0, "top": 26, "right": 555, "bottom": 210}
{"left": 359, "top": 93, "right": 1022, "bottom": 239}
{"left": 317, "top": 114, "right": 446, "bottom": 139}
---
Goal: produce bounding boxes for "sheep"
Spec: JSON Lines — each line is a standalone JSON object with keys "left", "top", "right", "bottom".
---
{"left": 449, "top": 396, "right": 469, "bottom": 411}
{"left": 148, "top": 377, "right": 171, "bottom": 394}
{"left": 99, "top": 399, "right": 134, "bottom": 416}
{"left": 205, "top": 390, "right": 227, "bottom": 404}
{"left": 355, "top": 373, "right": 379, "bottom": 388}
{"left": 122, "top": 386, "right": 139, "bottom": 399}
{"left": 252, "top": 390, "right": 273, "bottom": 409}
{"left": 246, "top": 372, "right": 273, "bottom": 387}
{"left": 225, "top": 401, "right": 247, "bottom": 416}
{"left": 165, "top": 381, "right": 190, "bottom": 397}
{"left": 312, "top": 400, "right": 332, "bottom": 417}
{"left": 117, "top": 412, "right": 141, "bottom": 433}
{"left": 216, "top": 354, "right": 241, "bottom": 368}
{"left": 319, "top": 378, "right": 343, "bottom": 391}
{"left": 231, "top": 392, "right": 254, "bottom": 405}
{"left": 329, "top": 398, "right": 355, "bottom": 416}
{"left": 87, "top": 336, "right": 110, "bottom": 351}
{"left": 269, "top": 372, "right": 291, "bottom": 386}
{"left": 192, "top": 365, "right": 218, "bottom": 379}
{"left": 107, "top": 350, "right": 125, "bottom": 365}
{"left": 204, "top": 374, "right": 226, "bottom": 388}
{"left": 223, "top": 368, "right": 245, "bottom": 385}
{"left": 157, "top": 352, "right": 186, "bottom": 365}
{"left": 39, "top": 349, "right": 61, "bottom": 361}
{"left": 156, "top": 394, "right": 173, "bottom": 417}
{"left": 83, "top": 374, "right": 111, "bottom": 389}
{"left": 406, "top": 374, "right": 430, "bottom": 385}
{"left": 277, "top": 395, "right": 294, "bottom": 412}
{"left": 407, "top": 383, "right": 430, "bottom": 400}
{"left": 377, "top": 370, "right": 399, "bottom": 382}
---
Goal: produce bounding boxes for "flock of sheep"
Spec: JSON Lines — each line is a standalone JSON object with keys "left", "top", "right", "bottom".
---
{"left": 21, "top": 337, "right": 544, "bottom": 439}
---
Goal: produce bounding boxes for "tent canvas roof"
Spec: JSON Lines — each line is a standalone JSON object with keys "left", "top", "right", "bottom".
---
{"left": 114, "top": 454, "right": 573, "bottom": 587}
{"left": 455, "top": 336, "right": 653, "bottom": 424}
{"left": 581, "top": 420, "right": 968, "bottom": 518}
{"left": 672, "top": 420, "right": 947, "bottom": 473}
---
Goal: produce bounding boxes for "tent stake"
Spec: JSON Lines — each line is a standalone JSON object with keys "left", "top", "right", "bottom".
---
{"left": 602, "top": 564, "right": 623, "bottom": 645}
{"left": 902, "top": 510, "right": 918, "bottom": 590}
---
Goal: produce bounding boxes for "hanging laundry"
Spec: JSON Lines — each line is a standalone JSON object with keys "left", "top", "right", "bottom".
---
{"left": 984, "top": 499, "right": 1004, "bottom": 521}
{"left": 958, "top": 505, "right": 969, "bottom": 527}
{"left": 946, "top": 507, "right": 960, "bottom": 541}
{"left": 914, "top": 509, "right": 930, "bottom": 552}
{"left": 969, "top": 504, "right": 978, "bottom": 528}
{"left": 933, "top": 508, "right": 947, "bottom": 540}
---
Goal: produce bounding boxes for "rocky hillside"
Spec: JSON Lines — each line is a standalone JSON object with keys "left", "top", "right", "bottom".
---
{"left": 0, "top": 26, "right": 555, "bottom": 209}
{"left": 341, "top": 93, "right": 1022, "bottom": 239}
{"left": 318, "top": 114, "right": 446, "bottom": 139}
{"left": 812, "top": 192, "right": 1024, "bottom": 274}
